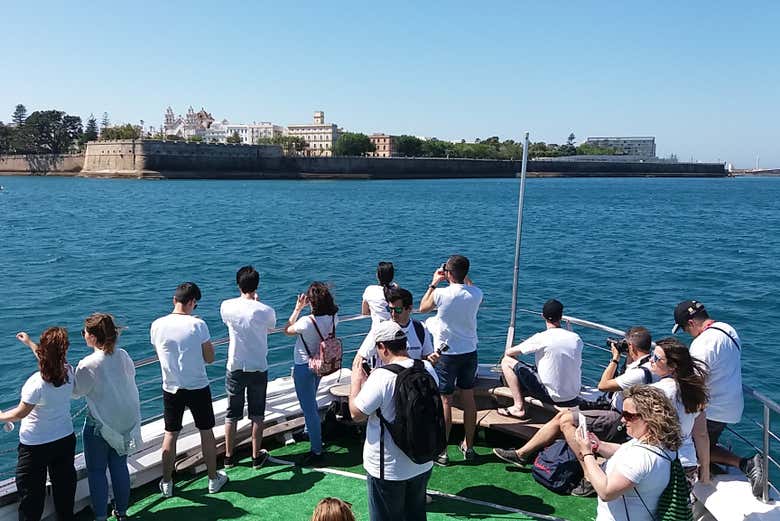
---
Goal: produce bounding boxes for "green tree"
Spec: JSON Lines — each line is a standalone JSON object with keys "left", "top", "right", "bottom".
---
{"left": 258, "top": 135, "right": 308, "bottom": 155}
{"left": 187, "top": 135, "right": 204, "bottom": 143}
{"left": 0, "top": 122, "right": 12, "bottom": 154}
{"left": 81, "top": 114, "right": 99, "bottom": 145}
{"left": 395, "top": 135, "right": 423, "bottom": 157}
{"left": 332, "top": 132, "right": 375, "bottom": 156}
{"left": 420, "top": 138, "right": 451, "bottom": 158}
{"left": 20, "top": 111, "right": 82, "bottom": 154}
{"left": 12, "top": 104, "right": 27, "bottom": 126}
{"left": 100, "top": 124, "right": 141, "bottom": 140}
{"left": 100, "top": 112, "right": 110, "bottom": 134}
{"left": 165, "top": 134, "right": 184, "bottom": 141}
{"left": 226, "top": 131, "right": 242, "bottom": 144}
{"left": 567, "top": 133, "right": 576, "bottom": 146}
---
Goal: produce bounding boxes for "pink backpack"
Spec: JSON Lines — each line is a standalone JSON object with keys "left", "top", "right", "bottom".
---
{"left": 301, "top": 315, "right": 343, "bottom": 376}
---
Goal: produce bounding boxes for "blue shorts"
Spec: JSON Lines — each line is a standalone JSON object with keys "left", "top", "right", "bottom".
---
{"left": 435, "top": 351, "right": 478, "bottom": 395}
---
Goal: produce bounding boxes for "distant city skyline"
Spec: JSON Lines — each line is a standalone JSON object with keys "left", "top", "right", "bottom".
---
{"left": 1, "top": 1, "right": 778, "bottom": 168}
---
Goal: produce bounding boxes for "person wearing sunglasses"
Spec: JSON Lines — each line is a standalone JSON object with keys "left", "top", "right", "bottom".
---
{"left": 150, "top": 281, "right": 227, "bottom": 497}
{"left": 648, "top": 337, "right": 713, "bottom": 488}
{"left": 571, "top": 385, "right": 682, "bottom": 521}
{"left": 353, "top": 287, "right": 435, "bottom": 375}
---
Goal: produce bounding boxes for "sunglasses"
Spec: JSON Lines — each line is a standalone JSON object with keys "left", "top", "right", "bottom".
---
{"left": 386, "top": 305, "right": 405, "bottom": 314}
{"left": 621, "top": 410, "right": 643, "bottom": 422}
{"left": 81, "top": 330, "right": 86, "bottom": 338}
{"left": 650, "top": 352, "right": 665, "bottom": 364}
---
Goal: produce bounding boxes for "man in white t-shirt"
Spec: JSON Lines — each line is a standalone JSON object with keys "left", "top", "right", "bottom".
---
{"left": 353, "top": 287, "right": 436, "bottom": 373}
{"left": 672, "top": 299, "right": 763, "bottom": 497}
{"left": 220, "top": 266, "right": 276, "bottom": 470}
{"left": 494, "top": 326, "right": 655, "bottom": 468}
{"left": 500, "top": 299, "right": 583, "bottom": 420}
{"left": 150, "top": 282, "right": 227, "bottom": 497}
{"left": 419, "top": 254, "right": 483, "bottom": 465}
{"left": 349, "top": 320, "right": 439, "bottom": 521}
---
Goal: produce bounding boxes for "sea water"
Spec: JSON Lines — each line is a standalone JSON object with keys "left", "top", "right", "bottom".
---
{"left": 0, "top": 175, "right": 778, "bottom": 476}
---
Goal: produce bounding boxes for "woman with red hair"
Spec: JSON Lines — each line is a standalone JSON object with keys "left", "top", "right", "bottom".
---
{"left": 0, "top": 328, "right": 76, "bottom": 521}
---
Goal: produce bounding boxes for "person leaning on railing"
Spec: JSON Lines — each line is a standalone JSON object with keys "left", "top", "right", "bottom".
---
{"left": 0, "top": 328, "right": 77, "bottom": 521}
{"left": 73, "top": 313, "right": 142, "bottom": 521}
{"left": 571, "top": 385, "right": 681, "bottom": 521}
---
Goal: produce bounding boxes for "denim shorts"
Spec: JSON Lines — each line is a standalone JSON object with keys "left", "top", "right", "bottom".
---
{"left": 226, "top": 369, "right": 268, "bottom": 422}
{"left": 435, "top": 351, "right": 478, "bottom": 395}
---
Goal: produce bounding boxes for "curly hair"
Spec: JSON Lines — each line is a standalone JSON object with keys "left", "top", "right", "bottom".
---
{"left": 311, "top": 497, "right": 355, "bottom": 521}
{"left": 38, "top": 327, "right": 70, "bottom": 387}
{"left": 623, "top": 385, "right": 682, "bottom": 451}
{"left": 656, "top": 337, "right": 709, "bottom": 413}
{"left": 307, "top": 282, "right": 339, "bottom": 316}
{"left": 84, "top": 313, "right": 122, "bottom": 355}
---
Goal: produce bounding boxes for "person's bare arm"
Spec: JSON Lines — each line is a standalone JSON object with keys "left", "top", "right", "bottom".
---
{"left": 285, "top": 294, "right": 308, "bottom": 336}
{"left": 419, "top": 268, "right": 446, "bottom": 313}
{"left": 692, "top": 412, "right": 711, "bottom": 484}
{"left": 575, "top": 431, "right": 636, "bottom": 501}
{"left": 201, "top": 341, "right": 215, "bottom": 364}
{"left": 16, "top": 332, "right": 39, "bottom": 360}
{"left": 0, "top": 402, "right": 35, "bottom": 423}
{"left": 348, "top": 374, "right": 368, "bottom": 422}
{"left": 598, "top": 344, "right": 623, "bottom": 392}
{"left": 361, "top": 300, "right": 370, "bottom": 315}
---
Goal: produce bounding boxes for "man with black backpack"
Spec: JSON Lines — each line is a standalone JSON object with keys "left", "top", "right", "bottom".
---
{"left": 349, "top": 320, "right": 445, "bottom": 521}
{"left": 352, "top": 287, "right": 436, "bottom": 373}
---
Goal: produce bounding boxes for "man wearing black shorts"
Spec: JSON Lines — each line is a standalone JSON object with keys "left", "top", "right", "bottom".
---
{"left": 150, "top": 282, "right": 228, "bottom": 497}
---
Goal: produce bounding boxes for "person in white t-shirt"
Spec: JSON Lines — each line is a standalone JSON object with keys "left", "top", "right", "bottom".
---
{"left": 220, "top": 266, "right": 276, "bottom": 470}
{"left": 150, "top": 282, "right": 227, "bottom": 497}
{"left": 571, "top": 385, "right": 681, "bottom": 521}
{"left": 500, "top": 299, "right": 583, "bottom": 420}
{"left": 672, "top": 300, "right": 763, "bottom": 497}
{"left": 349, "top": 320, "right": 438, "bottom": 521}
{"left": 419, "top": 255, "right": 483, "bottom": 465}
{"left": 648, "top": 337, "right": 711, "bottom": 487}
{"left": 0, "top": 327, "right": 76, "bottom": 521}
{"left": 73, "top": 313, "right": 141, "bottom": 521}
{"left": 353, "top": 287, "right": 436, "bottom": 373}
{"left": 284, "top": 281, "right": 339, "bottom": 467}
{"left": 494, "top": 326, "right": 655, "bottom": 469}
{"left": 361, "top": 261, "right": 396, "bottom": 328}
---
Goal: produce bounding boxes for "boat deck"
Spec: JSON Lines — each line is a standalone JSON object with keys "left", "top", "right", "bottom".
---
{"left": 73, "top": 430, "right": 596, "bottom": 521}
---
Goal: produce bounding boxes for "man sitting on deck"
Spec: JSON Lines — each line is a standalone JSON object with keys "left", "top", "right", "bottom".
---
{"left": 498, "top": 299, "right": 582, "bottom": 421}
{"left": 494, "top": 326, "right": 655, "bottom": 468}
{"left": 352, "top": 287, "right": 438, "bottom": 372}
{"left": 673, "top": 300, "right": 764, "bottom": 497}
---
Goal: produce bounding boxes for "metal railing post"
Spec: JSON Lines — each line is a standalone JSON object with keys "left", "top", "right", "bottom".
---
{"left": 763, "top": 404, "right": 770, "bottom": 502}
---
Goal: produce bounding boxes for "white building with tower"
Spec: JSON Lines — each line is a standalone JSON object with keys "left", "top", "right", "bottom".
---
{"left": 286, "top": 111, "right": 341, "bottom": 156}
{"left": 163, "top": 106, "right": 215, "bottom": 140}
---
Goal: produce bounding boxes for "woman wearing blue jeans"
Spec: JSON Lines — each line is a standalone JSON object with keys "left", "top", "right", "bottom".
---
{"left": 74, "top": 313, "right": 142, "bottom": 521}
{"left": 285, "top": 282, "right": 339, "bottom": 467}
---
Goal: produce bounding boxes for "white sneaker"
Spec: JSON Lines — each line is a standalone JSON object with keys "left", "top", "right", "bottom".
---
{"left": 159, "top": 479, "right": 174, "bottom": 498}
{"left": 208, "top": 470, "right": 229, "bottom": 493}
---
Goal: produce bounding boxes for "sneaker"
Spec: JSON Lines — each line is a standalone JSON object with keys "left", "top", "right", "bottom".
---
{"left": 292, "top": 431, "right": 310, "bottom": 443}
{"left": 492, "top": 448, "right": 530, "bottom": 467}
{"left": 253, "top": 449, "right": 270, "bottom": 470}
{"left": 208, "top": 470, "right": 229, "bottom": 494}
{"left": 223, "top": 454, "right": 236, "bottom": 468}
{"left": 460, "top": 443, "right": 476, "bottom": 462}
{"left": 745, "top": 454, "right": 766, "bottom": 498}
{"left": 434, "top": 451, "right": 449, "bottom": 467}
{"left": 158, "top": 479, "right": 173, "bottom": 498}
{"left": 112, "top": 509, "right": 129, "bottom": 521}
{"left": 571, "top": 479, "right": 596, "bottom": 497}
{"left": 297, "top": 451, "right": 324, "bottom": 467}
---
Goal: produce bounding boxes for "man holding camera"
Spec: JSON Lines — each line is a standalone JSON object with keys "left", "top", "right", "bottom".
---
{"left": 494, "top": 326, "right": 655, "bottom": 468}
{"left": 499, "top": 299, "right": 582, "bottom": 421}
{"left": 419, "top": 255, "right": 483, "bottom": 465}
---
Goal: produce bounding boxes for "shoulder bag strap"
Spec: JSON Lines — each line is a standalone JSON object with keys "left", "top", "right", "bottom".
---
{"left": 298, "top": 316, "right": 317, "bottom": 357}
{"left": 310, "top": 315, "right": 326, "bottom": 342}
{"left": 331, "top": 315, "right": 336, "bottom": 337}
{"left": 707, "top": 325, "right": 741, "bottom": 351}
{"left": 379, "top": 409, "right": 386, "bottom": 480}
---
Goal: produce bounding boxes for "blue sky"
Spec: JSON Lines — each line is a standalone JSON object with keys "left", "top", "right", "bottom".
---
{"left": 1, "top": 1, "right": 778, "bottom": 167}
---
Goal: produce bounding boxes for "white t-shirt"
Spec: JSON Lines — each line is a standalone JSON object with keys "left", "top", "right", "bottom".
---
{"left": 73, "top": 348, "right": 142, "bottom": 454}
{"left": 597, "top": 439, "right": 673, "bottom": 521}
{"left": 357, "top": 320, "right": 434, "bottom": 369}
{"left": 220, "top": 297, "right": 277, "bottom": 372}
{"left": 292, "top": 314, "right": 339, "bottom": 365}
{"left": 150, "top": 313, "right": 211, "bottom": 393}
{"left": 689, "top": 322, "right": 743, "bottom": 424}
{"left": 612, "top": 356, "right": 656, "bottom": 411}
{"left": 517, "top": 328, "right": 583, "bottom": 402}
{"left": 354, "top": 358, "right": 438, "bottom": 480}
{"left": 653, "top": 377, "right": 699, "bottom": 467}
{"left": 362, "top": 284, "right": 394, "bottom": 327}
{"left": 19, "top": 366, "right": 75, "bottom": 446}
{"left": 428, "top": 283, "right": 483, "bottom": 355}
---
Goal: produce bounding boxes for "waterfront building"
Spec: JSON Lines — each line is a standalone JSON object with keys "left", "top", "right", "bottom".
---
{"left": 368, "top": 133, "right": 398, "bottom": 158}
{"left": 584, "top": 136, "right": 656, "bottom": 157}
{"left": 163, "top": 106, "right": 215, "bottom": 140}
{"left": 286, "top": 111, "right": 341, "bottom": 157}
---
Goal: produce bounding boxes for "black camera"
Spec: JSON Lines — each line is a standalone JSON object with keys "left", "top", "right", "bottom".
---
{"left": 606, "top": 337, "right": 629, "bottom": 354}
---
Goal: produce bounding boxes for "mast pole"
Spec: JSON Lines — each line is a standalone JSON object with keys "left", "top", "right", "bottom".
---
{"left": 506, "top": 131, "right": 530, "bottom": 351}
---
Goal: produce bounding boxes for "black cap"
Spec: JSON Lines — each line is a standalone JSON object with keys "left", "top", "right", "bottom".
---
{"left": 542, "top": 299, "right": 564, "bottom": 322}
{"left": 672, "top": 300, "right": 706, "bottom": 334}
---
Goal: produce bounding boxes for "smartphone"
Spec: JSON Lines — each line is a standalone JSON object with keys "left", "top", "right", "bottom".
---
{"left": 436, "top": 343, "right": 450, "bottom": 355}
{"left": 361, "top": 360, "right": 372, "bottom": 376}
{"left": 577, "top": 411, "right": 588, "bottom": 440}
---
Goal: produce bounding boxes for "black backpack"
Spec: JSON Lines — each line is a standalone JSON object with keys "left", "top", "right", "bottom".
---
{"left": 376, "top": 360, "right": 446, "bottom": 478}
{"left": 531, "top": 440, "right": 584, "bottom": 494}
